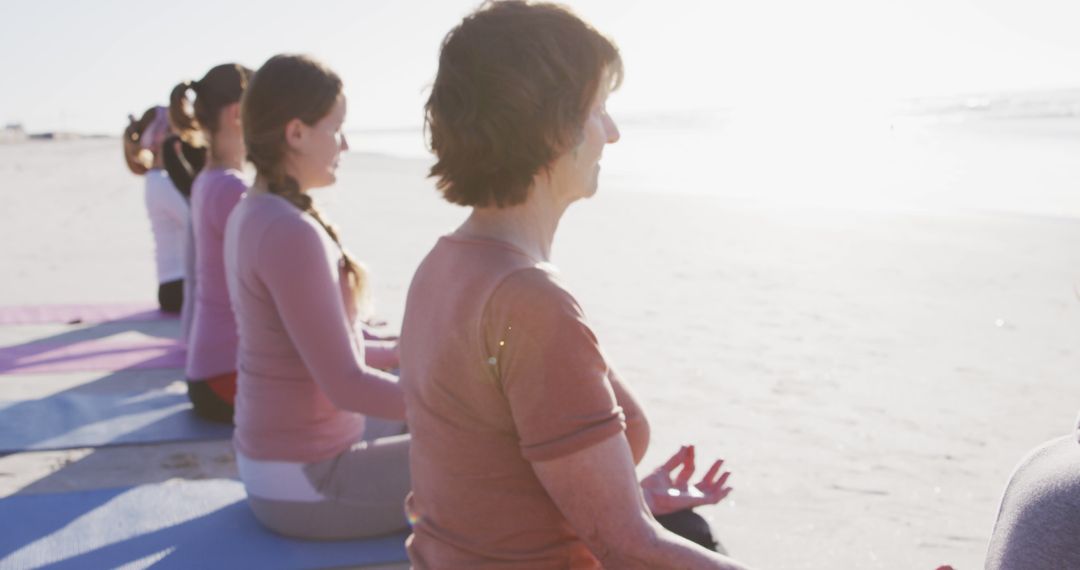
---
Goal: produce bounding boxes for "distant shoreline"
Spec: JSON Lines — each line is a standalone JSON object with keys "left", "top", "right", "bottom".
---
{"left": 6, "top": 86, "right": 1080, "bottom": 142}
{"left": 0, "top": 132, "right": 113, "bottom": 144}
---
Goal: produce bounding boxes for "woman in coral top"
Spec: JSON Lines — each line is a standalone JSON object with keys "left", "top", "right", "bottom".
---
{"left": 224, "top": 54, "right": 407, "bottom": 540}
{"left": 399, "top": 2, "right": 752, "bottom": 568}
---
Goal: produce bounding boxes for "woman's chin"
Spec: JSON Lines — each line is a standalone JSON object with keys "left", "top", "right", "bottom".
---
{"left": 586, "top": 171, "right": 601, "bottom": 197}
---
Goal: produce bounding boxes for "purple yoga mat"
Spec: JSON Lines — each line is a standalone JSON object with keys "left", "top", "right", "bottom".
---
{"left": 0, "top": 338, "right": 186, "bottom": 374}
{"left": 0, "top": 303, "right": 175, "bottom": 325}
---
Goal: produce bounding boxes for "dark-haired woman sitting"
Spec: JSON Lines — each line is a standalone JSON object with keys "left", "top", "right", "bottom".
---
{"left": 122, "top": 106, "right": 188, "bottom": 313}
{"left": 399, "top": 2, "right": 753, "bottom": 568}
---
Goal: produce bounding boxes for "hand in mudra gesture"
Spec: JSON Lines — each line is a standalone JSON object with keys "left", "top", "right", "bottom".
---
{"left": 640, "top": 445, "right": 733, "bottom": 516}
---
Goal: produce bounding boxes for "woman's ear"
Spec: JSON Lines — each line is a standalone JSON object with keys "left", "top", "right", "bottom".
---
{"left": 225, "top": 102, "right": 242, "bottom": 126}
{"left": 284, "top": 118, "right": 306, "bottom": 151}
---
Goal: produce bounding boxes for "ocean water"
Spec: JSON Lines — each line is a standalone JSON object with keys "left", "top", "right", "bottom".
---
{"left": 347, "top": 91, "right": 1080, "bottom": 219}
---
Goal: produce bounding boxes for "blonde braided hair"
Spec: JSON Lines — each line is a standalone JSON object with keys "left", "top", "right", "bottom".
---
{"left": 265, "top": 163, "right": 371, "bottom": 319}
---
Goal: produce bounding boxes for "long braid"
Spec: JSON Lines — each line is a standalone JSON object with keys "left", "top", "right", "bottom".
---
{"left": 262, "top": 162, "right": 371, "bottom": 319}
{"left": 242, "top": 54, "right": 370, "bottom": 319}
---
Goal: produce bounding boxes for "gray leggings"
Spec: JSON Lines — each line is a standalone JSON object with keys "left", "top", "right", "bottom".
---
{"left": 247, "top": 419, "right": 411, "bottom": 541}
{"left": 986, "top": 433, "right": 1080, "bottom": 569}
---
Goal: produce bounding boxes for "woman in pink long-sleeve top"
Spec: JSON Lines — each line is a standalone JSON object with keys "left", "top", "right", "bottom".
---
{"left": 223, "top": 54, "right": 408, "bottom": 540}
{"left": 169, "top": 63, "right": 253, "bottom": 423}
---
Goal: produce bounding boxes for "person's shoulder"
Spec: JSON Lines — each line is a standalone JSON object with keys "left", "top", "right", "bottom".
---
{"left": 237, "top": 200, "right": 329, "bottom": 276}
{"left": 144, "top": 168, "right": 171, "bottom": 188}
{"left": 195, "top": 167, "right": 245, "bottom": 191}
{"left": 491, "top": 264, "right": 580, "bottom": 315}
{"left": 191, "top": 168, "right": 243, "bottom": 198}
{"left": 254, "top": 198, "right": 329, "bottom": 252}
{"left": 500, "top": 263, "right": 566, "bottom": 292}
{"left": 217, "top": 169, "right": 249, "bottom": 195}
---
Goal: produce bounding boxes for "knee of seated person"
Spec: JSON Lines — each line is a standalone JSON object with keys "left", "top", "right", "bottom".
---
{"left": 655, "top": 509, "right": 721, "bottom": 552}
{"left": 158, "top": 281, "right": 184, "bottom": 313}
{"left": 186, "top": 381, "right": 235, "bottom": 424}
{"left": 244, "top": 497, "right": 357, "bottom": 541}
{"left": 245, "top": 496, "right": 402, "bottom": 541}
{"left": 245, "top": 497, "right": 323, "bottom": 540}
{"left": 160, "top": 298, "right": 182, "bottom": 313}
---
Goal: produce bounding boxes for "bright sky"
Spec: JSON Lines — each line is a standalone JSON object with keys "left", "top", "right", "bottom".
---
{"left": 3, "top": 0, "right": 1080, "bottom": 134}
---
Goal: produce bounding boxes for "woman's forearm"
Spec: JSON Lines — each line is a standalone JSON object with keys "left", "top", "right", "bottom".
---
{"left": 363, "top": 339, "right": 399, "bottom": 370}
{"left": 600, "top": 519, "right": 750, "bottom": 570}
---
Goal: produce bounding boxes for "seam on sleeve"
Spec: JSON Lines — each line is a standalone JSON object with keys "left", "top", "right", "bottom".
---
{"left": 521, "top": 414, "right": 626, "bottom": 463}
{"left": 478, "top": 265, "right": 552, "bottom": 391}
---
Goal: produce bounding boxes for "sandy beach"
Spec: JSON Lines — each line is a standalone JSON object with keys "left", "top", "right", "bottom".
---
{"left": 2, "top": 138, "right": 1080, "bottom": 569}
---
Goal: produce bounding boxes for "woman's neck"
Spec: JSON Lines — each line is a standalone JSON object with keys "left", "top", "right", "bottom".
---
{"left": 457, "top": 178, "right": 568, "bottom": 262}
{"left": 206, "top": 129, "right": 244, "bottom": 171}
{"left": 249, "top": 174, "right": 310, "bottom": 196}
{"left": 248, "top": 176, "right": 269, "bottom": 196}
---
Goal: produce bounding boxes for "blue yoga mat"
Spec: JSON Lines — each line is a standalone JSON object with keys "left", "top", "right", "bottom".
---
{"left": 0, "top": 479, "right": 409, "bottom": 569}
{"left": 0, "top": 369, "right": 231, "bottom": 452}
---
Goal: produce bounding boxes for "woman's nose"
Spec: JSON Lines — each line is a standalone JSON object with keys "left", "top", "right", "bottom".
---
{"left": 340, "top": 133, "right": 350, "bottom": 152}
{"left": 604, "top": 114, "right": 620, "bottom": 144}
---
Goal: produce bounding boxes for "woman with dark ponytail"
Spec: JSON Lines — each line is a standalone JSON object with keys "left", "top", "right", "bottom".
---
{"left": 123, "top": 106, "right": 188, "bottom": 313}
{"left": 170, "top": 63, "right": 253, "bottom": 424}
{"left": 223, "top": 54, "right": 407, "bottom": 540}
{"left": 160, "top": 108, "right": 207, "bottom": 200}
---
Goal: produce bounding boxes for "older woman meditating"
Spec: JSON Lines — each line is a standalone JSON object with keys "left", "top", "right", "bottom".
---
{"left": 399, "top": 2, "right": 753, "bottom": 568}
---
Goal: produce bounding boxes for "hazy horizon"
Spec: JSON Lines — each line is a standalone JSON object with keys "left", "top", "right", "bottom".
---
{"left": 3, "top": 0, "right": 1080, "bottom": 134}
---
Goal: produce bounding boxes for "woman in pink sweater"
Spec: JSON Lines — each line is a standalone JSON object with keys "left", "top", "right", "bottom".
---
{"left": 169, "top": 63, "right": 253, "bottom": 424}
{"left": 223, "top": 54, "right": 408, "bottom": 540}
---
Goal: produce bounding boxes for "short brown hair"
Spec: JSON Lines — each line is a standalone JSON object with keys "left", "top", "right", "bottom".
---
{"left": 425, "top": 1, "right": 623, "bottom": 208}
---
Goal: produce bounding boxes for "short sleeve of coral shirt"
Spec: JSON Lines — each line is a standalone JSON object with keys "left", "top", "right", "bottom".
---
{"left": 485, "top": 266, "right": 626, "bottom": 461}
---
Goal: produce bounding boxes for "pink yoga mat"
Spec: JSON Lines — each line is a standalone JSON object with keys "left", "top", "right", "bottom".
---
{"left": 0, "top": 303, "right": 176, "bottom": 326}
{"left": 0, "top": 338, "right": 186, "bottom": 374}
